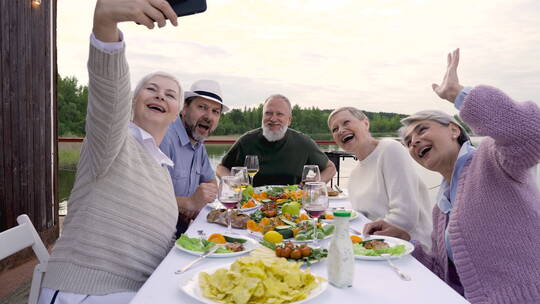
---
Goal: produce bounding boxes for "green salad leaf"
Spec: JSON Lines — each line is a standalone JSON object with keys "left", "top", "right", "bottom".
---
{"left": 241, "top": 185, "right": 255, "bottom": 202}
{"left": 176, "top": 234, "right": 233, "bottom": 253}
{"left": 353, "top": 243, "right": 406, "bottom": 256}
{"left": 267, "top": 186, "right": 285, "bottom": 197}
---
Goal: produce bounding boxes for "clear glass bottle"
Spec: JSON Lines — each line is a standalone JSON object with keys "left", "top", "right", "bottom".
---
{"left": 327, "top": 210, "right": 354, "bottom": 288}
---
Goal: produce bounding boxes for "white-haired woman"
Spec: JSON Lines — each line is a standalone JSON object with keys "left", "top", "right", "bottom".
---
{"left": 39, "top": 1, "right": 181, "bottom": 303}
{"left": 328, "top": 107, "right": 433, "bottom": 248}
{"left": 364, "top": 49, "right": 540, "bottom": 304}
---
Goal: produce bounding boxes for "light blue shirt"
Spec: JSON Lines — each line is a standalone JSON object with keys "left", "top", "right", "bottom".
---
{"left": 437, "top": 86, "right": 475, "bottom": 260}
{"left": 160, "top": 117, "right": 215, "bottom": 196}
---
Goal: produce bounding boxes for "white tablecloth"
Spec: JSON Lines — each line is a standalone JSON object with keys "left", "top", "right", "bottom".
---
{"left": 132, "top": 199, "right": 469, "bottom": 304}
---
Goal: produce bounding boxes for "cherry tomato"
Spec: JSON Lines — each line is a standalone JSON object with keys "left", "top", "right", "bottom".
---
{"left": 282, "top": 247, "right": 292, "bottom": 258}
{"left": 265, "top": 209, "right": 277, "bottom": 217}
{"left": 275, "top": 247, "right": 283, "bottom": 257}
{"left": 300, "top": 246, "right": 312, "bottom": 257}
{"left": 290, "top": 249, "right": 302, "bottom": 260}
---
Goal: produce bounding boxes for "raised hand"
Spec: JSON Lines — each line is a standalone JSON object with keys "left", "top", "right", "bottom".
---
{"left": 363, "top": 220, "right": 411, "bottom": 241}
{"left": 432, "top": 48, "right": 464, "bottom": 104}
{"left": 93, "top": 0, "right": 178, "bottom": 42}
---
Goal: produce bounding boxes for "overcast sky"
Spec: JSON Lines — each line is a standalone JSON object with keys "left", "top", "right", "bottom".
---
{"left": 57, "top": 0, "right": 540, "bottom": 115}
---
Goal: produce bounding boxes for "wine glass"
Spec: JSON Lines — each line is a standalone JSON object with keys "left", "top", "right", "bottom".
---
{"left": 302, "top": 181, "right": 329, "bottom": 247}
{"left": 218, "top": 176, "right": 242, "bottom": 234}
{"left": 244, "top": 155, "right": 259, "bottom": 186}
{"left": 301, "top": 165, "right": 321, "bottom": 188}
{"left": 231, "top": 166, "right": 249, "bottom": 191}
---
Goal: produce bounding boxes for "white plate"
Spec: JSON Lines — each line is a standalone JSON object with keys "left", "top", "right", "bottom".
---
{"left": 237, "top": 201, "right": 263, "bottom": 213}
{"left": 175, "top": 235, "right": 258, "bottom": 258}
{"left": 354, "top": 235, "right": 414, "bottom": 260}
{"left": 328, "top": 189, "right": 348, "bottom": 200}
{"left": 205, "top": 200, "right": 223, "bottom": 210}
{"left": 320, "top": 209, "right": 359, "bottom": 223}
{"left": 205, "top": 200, "right": 262, "bottom": 213}
{"left": 181, "top": 263, "right": 328, "bottom": 304}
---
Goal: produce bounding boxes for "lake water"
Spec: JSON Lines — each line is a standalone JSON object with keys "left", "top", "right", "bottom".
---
{"left": 59, "top": 137, "right": 540, "bottom": 204}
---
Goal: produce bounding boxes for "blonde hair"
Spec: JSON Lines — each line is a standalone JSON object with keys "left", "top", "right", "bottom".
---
{"left": 327, "top": 106, "right": 367, "bottom": 128}
{"left": 131, "top": 71, "right": 183, "bottom": 120}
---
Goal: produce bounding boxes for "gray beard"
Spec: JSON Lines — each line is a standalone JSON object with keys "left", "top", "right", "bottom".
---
{"left": 184, "top": 121, "right": 208, "bottom": 143}
{"left": 262, "top": 125, "right": 287, "bottom": 142}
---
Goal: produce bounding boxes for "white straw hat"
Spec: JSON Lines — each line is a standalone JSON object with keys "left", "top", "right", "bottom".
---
{"left": 184, "top": 79, "right": 229, "bottom": 112}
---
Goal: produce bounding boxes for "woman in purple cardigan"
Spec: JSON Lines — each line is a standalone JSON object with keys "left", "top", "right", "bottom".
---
{"left": 364, "top": 49, "right": 540, "bottom": 304}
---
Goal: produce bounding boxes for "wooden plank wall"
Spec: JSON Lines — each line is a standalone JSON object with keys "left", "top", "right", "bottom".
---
{"left": 0, "top": 0, "right": 58, "bottom": 257}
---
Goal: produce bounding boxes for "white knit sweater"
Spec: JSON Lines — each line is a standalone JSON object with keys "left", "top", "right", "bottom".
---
{"left": 42, "top": 44, "right": 178, "bottom": 294}
{"left": 348, "top": 139, "right": 433, "bottom": 248}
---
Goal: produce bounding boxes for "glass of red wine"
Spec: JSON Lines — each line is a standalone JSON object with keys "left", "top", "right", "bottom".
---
{"left": 218, "top": 176, "right": 242, "bottom": 234}
{"left": 302, "top": 181, "right": 329, "bottom": 247}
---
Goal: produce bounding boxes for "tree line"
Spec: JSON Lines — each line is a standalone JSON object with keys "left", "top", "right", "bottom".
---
{"left": 59, "top": 75, "right": 470, "bottom": 139}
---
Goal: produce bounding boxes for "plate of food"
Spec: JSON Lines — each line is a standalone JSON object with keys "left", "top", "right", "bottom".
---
{"left": 252, "top": 184, "right": 303, "bottom": 205}
{"left": 206, "top": 209, "right": 250, "bottom": 229}
{"left": 328, "top": 188, "right": 348, "bottom": 200}
{"left": 319, "top": 209, "right": 359, "bottom": 222}
{"left": 237, "top": 199, "right": 263, "bottom": 214}
{"left": 248, "top": 220, "right": 335, "bottom": 243}
{"left": 352, "top": 235, "right": 414, "bottom": 260}
{"left": 175, "top": 233, "right": 258, "bottom": 258}
{"left": 181, "top": 257, "right": 328, "bottom": 304}
{"left": 253, "top": 240, "right": 329, "bottom": 266}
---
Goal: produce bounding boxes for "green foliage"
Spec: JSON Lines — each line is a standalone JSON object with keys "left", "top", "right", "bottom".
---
{"left": 214, "top": 105, "right": 406, "bottom": 137}
{"left": 58, "top": 75, "right": 88, "bottom": 136}
{"left": 57, "top": 75, "right": 407, "bottom": 137}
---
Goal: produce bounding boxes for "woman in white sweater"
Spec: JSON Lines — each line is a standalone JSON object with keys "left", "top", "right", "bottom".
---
{"left": 39, "top": 1, "right": 182, "bottom": 303}
{"left": 328, "top": 107, "right": 433, "bottom": 247}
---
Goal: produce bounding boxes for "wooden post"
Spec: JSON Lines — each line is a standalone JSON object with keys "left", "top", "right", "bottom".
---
{"left": 0, "top": 0, "right": 58, "bottom": 271}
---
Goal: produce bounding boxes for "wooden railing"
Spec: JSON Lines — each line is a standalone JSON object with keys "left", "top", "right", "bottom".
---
{"left": 58, "top": 137, "right": 338, "bottom": 145}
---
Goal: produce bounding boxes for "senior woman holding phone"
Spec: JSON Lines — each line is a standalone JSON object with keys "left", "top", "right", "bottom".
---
{"left": 364, "top": 49, "right": 540, "bottom": 304}
{"left": 39, "top": 1, "right": 182, "bottom": 303}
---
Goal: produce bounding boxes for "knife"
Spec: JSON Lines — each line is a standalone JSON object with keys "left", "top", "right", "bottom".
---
{"left": 175, "top": 245, "right": 220, "bottom": 274}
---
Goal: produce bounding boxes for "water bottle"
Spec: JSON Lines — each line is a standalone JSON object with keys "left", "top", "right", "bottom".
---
{"left": 327, "top": 210, "right": 354, "bottom": 288}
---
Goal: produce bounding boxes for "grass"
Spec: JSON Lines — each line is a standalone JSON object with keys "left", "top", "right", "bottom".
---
{"left": 59, "top": 150, "right": 80, "bottom": 169}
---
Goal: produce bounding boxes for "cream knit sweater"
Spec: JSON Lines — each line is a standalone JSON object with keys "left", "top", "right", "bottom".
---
{"left": 42, "top": 44, "right": 178, "bottom": 294}
{"left": 348, "top": 139, "right": 433, "bottom": 248}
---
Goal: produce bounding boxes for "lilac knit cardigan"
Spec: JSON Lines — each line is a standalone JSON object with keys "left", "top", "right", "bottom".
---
{"left": 412, "top": 85, "right": 540, "bottom": 304}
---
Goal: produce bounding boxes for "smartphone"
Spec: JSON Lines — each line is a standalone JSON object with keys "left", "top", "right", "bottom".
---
{"left": 166, "top": 0, "right": 207, "bottom": 17}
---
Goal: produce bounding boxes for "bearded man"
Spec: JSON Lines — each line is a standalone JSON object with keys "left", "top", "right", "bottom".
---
{"left": 217, "top": 94, "right": 336, "bottom": 186}
{"left": 161, "top": 80, "right": 227, "bottom": 236}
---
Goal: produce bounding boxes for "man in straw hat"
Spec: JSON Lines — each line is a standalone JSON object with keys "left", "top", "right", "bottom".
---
{"left": 161, "top": 79, "right": 228, "bottom": 236}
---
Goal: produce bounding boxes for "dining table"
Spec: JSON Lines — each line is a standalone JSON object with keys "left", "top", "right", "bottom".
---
{"left": 131, "top": 197, "right": 469, "bottom": 304}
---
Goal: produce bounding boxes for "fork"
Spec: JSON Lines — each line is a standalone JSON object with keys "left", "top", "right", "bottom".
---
{"left": 175, "top": 244, "right": 221, "bottom": 275}
{"left": 197, "top": 230, "right": 206, "bottom": 247}
{"left": 350, "top": 227, "right": 367, "bottom": 237}
{"left": 381, "top": 253, "right": 411, "bottom": 281}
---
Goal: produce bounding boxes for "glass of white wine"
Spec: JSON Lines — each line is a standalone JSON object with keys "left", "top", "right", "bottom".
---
{"left": 244, "top": 155, "right": 259, "bottom": 187}
{"left": 231, "top": 166, "right": 249, "bottom": 191}
{"left": 301, "top": 165, "right": 321, "bottom": 188}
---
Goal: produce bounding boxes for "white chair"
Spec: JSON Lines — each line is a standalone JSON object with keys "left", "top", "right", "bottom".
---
{"left": 0, "top": 214, "right": 50, "bottom": 304}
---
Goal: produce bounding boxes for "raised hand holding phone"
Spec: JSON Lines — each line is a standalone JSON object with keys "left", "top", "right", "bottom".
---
{"left": 166, "top": 0, "right": 207, "bottom": 17}
{"left": 93, "top": 0, "right": 178, "bottom": 42}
